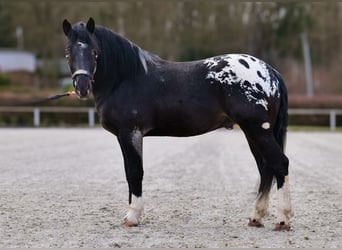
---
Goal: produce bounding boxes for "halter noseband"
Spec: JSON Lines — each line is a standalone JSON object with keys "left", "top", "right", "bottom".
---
{"left": 71, "top": 69, "right": 94, "bottom": 81}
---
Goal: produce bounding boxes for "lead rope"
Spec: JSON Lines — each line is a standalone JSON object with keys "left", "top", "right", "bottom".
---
{"left": 45, "top": 91, "right": 76, "bottom": 101}
{"left": 7, "top": 91, "right": 76, "bottom": 106}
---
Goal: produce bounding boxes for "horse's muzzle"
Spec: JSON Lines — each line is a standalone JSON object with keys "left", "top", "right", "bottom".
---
{"left": 73, "top": 74, "right": 92, "bottom": 99}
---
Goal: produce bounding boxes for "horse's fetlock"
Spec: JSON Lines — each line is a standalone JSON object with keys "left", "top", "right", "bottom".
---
{"left": 248, "top": 218, "right": 264, "bottom": 228}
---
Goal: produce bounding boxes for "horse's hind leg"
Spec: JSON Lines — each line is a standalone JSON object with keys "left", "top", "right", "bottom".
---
{"left": 241, "top": 124, "right": 293, "bottom": 230}
{"left": 274, "top": 175, "right": 293, "bottom": 231}
{"left": 245, "top": 135, "right": 273, "bottom": 228}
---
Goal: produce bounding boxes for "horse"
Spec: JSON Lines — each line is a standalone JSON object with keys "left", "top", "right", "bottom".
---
{"left": 62, "top": 18, "right": 293, "bottom": 231}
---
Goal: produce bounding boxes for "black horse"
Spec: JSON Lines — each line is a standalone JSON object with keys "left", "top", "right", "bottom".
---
{"left": 63, "top": 18, "right": 293, "bottom": 230}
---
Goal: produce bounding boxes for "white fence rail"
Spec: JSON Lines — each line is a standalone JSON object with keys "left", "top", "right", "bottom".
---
{"left": 288, "top": 108, "right": 342, "bottom": 131}
{"left": 0, "top": 106, "right": 96, "bottom": 127}
{"left": 0, "top": 107, "right": 341, "bottom": 130}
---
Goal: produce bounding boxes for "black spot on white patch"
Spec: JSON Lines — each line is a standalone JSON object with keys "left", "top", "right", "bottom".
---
{"left": 243, "top": 80, "right": 252, "bottom": 88}
{"left": 229, "top": 70, "right": 236, "bottom": 77}
{"left": 238, "top": 59, "right": 249, "bottom": 69}
{"left": 228, "top": 69, "right": 238, "bottom": 81}
{"left": 257, "top": 71, "right": 266, "bottom": 81}
{"left": 255, "top": 83, "right": 263, "bottom": 92}
{"left": 249, "top": 56, "right": 256, "bottom": 62}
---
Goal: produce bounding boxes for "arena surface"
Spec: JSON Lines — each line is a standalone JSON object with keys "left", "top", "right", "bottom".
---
{"left": 0, "top": 128, "right": 341, "bottom": 247}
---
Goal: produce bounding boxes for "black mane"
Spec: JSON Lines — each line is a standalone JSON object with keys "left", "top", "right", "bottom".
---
{"left": 93, "top": 25, "right": 153, "bottom": 82}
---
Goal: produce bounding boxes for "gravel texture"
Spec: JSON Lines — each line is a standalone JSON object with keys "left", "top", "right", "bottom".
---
{"left": 0, "top": 128, "right": 341, "bottom": 248}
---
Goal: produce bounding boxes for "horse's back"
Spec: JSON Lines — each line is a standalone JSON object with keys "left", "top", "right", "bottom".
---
{"left": 135, "top": 60, "right": 232, "bottom": 136}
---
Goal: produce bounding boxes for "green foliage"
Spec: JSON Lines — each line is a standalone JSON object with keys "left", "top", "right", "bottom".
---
{"left": 273, "top": 2, "right": 313, "bottom": 59}
{"left": 0, "top": 1, "right": 341, "bottom": 93}
{"left": 2, "top": 1, "right": 335, "bottom": 62}
{"left": 0, "top": 74, "right": 11, "bottom": 87}
{"left": 0, "top": 3, "right": 16, "bottom": 47}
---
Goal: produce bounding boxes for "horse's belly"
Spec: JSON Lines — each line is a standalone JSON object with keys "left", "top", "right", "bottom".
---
{"left": 146, "top": 113, "right": 232, "bottom": 137}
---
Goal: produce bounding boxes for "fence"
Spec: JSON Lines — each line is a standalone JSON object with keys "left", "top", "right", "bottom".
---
{"left": 288, "top": 108, "right": 342, "bottom": 131}
{"left": 0, "top": 106, "right": 341, "bottom": 130}
{"left": 0, "top": 106, "right": 95, "bottom": 127}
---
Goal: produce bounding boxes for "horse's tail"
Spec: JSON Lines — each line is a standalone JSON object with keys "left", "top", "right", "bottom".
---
{"left": 273, "top": 70, "right": 288, "bottom": 152}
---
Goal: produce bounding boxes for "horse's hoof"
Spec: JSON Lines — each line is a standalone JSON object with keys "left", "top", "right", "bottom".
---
{"left": 122, "top": 220, "right": 138, "bottom": 227}
{"left": 273, "top": 222, "right": 290, "bottom": 231}
{"left": 248, "top": 218, "right": 264, "bottom": 228}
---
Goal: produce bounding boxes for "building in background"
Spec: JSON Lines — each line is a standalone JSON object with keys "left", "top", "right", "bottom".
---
{"left": 0, "top": 50, "right": 36, "bottom": 87}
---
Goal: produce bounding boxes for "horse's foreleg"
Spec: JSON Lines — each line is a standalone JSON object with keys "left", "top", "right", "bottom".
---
{"left": 118, "top": 129, "right": 144, "bottom": 227}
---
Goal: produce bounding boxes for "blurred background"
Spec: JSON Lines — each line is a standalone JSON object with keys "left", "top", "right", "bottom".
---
{"left": 0, "top": 1, "right": 341, "bottom": 127}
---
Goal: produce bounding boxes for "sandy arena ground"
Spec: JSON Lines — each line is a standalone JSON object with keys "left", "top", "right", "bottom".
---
{"left": 0, "top": 128, "right": 341, "bottom": 248}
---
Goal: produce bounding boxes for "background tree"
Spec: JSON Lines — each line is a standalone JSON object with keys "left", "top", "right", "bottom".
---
{"left": 0, "top": 3, "right": 16, "bottom": 48}
{"left": 0, "top": 1, "right": 340, "bottom": 94}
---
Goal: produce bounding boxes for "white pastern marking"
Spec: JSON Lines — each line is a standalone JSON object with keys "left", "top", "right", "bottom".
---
{"left": 251, "top": 192, "right": 270, "bottom": 223}
{"left": 204, "top": 54, "right": 280, "bottom": 110}
{"left": 261, "top": 122, "right": 271, "bottom": 130}
{"left": 125, "top": 195, "right": 144, "bottom": 225}
{"left": 276, "top": 176, "right": 293, "bottom": 224}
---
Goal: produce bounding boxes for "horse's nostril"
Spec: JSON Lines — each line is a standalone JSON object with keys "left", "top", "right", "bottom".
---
{"left": 76, "top": 87, "right": 87, "bottom": 97}
{"left": 75, "top": 85, "right": 91, "bottom": 99}
{"left": 73, "top": 75, "right": 92, "bottom": 98}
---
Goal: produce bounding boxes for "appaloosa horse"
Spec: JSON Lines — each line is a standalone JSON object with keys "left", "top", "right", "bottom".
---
{"left": 63, "top": 18, "right": 293, "bottom": 230}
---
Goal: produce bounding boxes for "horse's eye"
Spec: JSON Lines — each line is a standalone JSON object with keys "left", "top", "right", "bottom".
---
{"left": 65, "top": 48, "right": 70, "bottom": 59}
{"left": 92, "top": 50, "right": 98, "bottom": 59}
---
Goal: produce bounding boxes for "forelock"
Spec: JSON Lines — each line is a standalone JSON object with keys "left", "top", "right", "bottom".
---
{"left": 70, "top": 22, "right": 90, "bottom": 41}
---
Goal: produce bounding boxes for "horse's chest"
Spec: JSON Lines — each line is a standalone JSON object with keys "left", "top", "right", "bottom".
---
{"left": 98, "top": 100, "right": 149, "bottom": 135}
{"left": 96, "top": 104, "right": 120, "bottom": 135}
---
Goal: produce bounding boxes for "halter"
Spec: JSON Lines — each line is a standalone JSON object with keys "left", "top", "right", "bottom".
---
{"left": 71, "top": 69, "right": 94, "bottom": 81}
{"left": 70, "top": 48, "right": 98, "bottom": 85}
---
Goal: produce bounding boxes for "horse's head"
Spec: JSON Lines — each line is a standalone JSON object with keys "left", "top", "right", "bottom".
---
{"left": 63, "top": 18, "right": 98, "bottom": 99}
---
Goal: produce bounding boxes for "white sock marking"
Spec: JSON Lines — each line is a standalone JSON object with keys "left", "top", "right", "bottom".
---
{"left": 125, "top": 195, "right": 144, "bottom": 225}
{"left": 276, "top": 175, "right": 293, "bottom": 224}
{"left": 251, "top": 192, "right": 270, "bottom": 223}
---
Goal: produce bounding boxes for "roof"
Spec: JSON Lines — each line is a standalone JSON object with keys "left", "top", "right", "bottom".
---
{"left": 0, "top": 50, "right": 36, "bottom": 73}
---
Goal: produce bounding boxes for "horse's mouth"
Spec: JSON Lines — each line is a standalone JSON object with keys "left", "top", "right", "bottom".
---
{"left": 75, "top": 89, "right": 91, "bottom": 100}
{"left": 73, "top": 74, "right": 93, "bottom": 99}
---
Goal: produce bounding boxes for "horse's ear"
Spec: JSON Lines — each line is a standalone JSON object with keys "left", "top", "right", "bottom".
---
{"left": 63, "top": 19, "right": 72, "bottom": 36}
{"left": 86, "top": 17, "right": 95, "bottom": 33}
